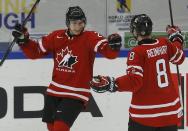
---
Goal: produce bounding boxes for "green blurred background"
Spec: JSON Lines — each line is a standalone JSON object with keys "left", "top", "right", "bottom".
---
{"left": 124, "top": 32, "right": 188, "bottom": 49}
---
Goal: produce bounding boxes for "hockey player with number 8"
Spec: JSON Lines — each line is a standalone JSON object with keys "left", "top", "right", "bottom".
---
{"left": 12, "top": 6, "right": 122, "bottom": 131}
{"left": 90, "top": 14, "right": 185, "bottom": 131}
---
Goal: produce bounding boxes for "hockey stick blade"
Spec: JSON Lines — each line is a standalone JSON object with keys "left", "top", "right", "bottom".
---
{"left": 0, "top": 0, "right": 40, "bottom": 66}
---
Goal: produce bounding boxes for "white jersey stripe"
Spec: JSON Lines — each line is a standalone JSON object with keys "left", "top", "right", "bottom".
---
{"left": 94, "top": 39, "right": 107, "bottom": 52}
{"left": 127, "top": 65, "right": 143, "bottom": 72}
{"left": 134, "top": 72, "right": 143, "bottom": 77}
{"left": 173, "top": 50, "right": 183, "bottom": 63}
{"left": 131, "top": 98, "right": 179, "bottom": 109}
{"left": 51, "top": 81, "right": 91, "bottom": 92}
{"left": 38, "top": 39, "right": 47, "bottom": 53}
{"left": 170, "top": 47, "right": 178, "bottom": 62}
{"left": 47, "top": 88, "right": 89, "bottom": 101}
{"left": 130, "top": 107, "right": 182, "bottom": 118}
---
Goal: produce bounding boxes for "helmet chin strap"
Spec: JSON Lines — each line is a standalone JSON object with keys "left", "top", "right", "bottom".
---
{"left": 67, "top": 27, "right": 85, "bottom": 37}
{"left": 67, "top": 29, "right": 75, "bottom": 37}
{"left": 132, "top": 30, "right": 138, "bottom": 40}
{"left": 133, "top": 31, "right": 152, "bottom": 42}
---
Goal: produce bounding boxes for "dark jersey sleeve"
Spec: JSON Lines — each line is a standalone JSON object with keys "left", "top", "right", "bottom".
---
{"left": 115, "top": 47, "right": 144, "bottom": 92}
{"left": 38, "top": 32, "right": 55, "bottom": 53}
{"left": 20, "top": 31, "right": 56, "bottom": 59}
{"left": 87, "top": 31, "right": 119, "bottom": 59}
{"left": 167, "top": 39, "right": 185, "bottom": 65}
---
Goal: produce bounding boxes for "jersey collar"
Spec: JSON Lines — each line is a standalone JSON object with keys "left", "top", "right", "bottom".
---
{"left": 138, "top": 39, "right": 157, "bottom": 45}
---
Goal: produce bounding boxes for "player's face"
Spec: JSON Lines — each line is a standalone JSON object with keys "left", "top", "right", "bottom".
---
{"left": 69, "top": 20, "right": 85, "bottom": 35}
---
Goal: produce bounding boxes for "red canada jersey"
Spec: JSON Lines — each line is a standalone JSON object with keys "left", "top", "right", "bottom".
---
{"left": 115, "top": 37, "right": 185, "bottom": 127}
{"left": 20, "top": 29, "right": 119, "bottom": 103}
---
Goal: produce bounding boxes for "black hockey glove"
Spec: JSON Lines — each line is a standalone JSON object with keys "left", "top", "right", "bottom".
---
{"left": 108, "top": 33, "right": 122, "bottom": 50}
{"left": 12, "top": 23, "right": 29, "bottom": 45}
{"left": 90, "top": 75, "right": 118, "bottom": 93}
{"left": 166, "top": 25, "right": 184, "bottom": 44}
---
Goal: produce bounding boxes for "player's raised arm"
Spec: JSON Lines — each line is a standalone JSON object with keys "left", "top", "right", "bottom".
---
{"left": 88, "top": 31, "right": 122, "bottom": 59}
{"left": 166, "top": 25, "right": 185, "bottom": 65}
{"left": 12, "top": 24, "right": 50, "bottom": 59}
{"left": 97, "top": 33, "right": 122, "bottom": 59}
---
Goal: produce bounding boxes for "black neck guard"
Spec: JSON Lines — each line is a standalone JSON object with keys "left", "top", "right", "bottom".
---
{"left": 138, "top": 38, "right": 157, "bottom": 45}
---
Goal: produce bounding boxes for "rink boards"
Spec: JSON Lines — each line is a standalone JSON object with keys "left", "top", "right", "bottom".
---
{"left": 0, "top": 57, "right": 187, "bottom": 131}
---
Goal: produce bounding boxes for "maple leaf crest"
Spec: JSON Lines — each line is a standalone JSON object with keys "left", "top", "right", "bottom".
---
{"left": 56, "top": 47, "right": 78, "bottom": 69}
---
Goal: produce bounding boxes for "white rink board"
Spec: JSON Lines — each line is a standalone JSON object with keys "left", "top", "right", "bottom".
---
{"left": 0, "top": 58, "right": 187, "bottom": 131}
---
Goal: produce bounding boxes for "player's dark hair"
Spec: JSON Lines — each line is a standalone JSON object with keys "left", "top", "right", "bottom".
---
{"left": 66, "top": 6, "right": 87, "bottom": 27}
{"left": 130, "top": 14, "right": 153, "bottom": 37}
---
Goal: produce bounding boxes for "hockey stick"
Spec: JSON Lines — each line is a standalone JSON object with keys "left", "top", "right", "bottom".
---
{"left": 0, "top": 0, "right": 40, "bottom": 66}
{"left": 168, "top": 0, "right": 183, "bottom": 108}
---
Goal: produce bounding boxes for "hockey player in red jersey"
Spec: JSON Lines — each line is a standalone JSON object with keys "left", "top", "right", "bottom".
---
{"left": 90, "top": 14, "right": 185, "bottom": 131}
{"left": 12, "top": 6, "right": 122, "bottom": 131}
